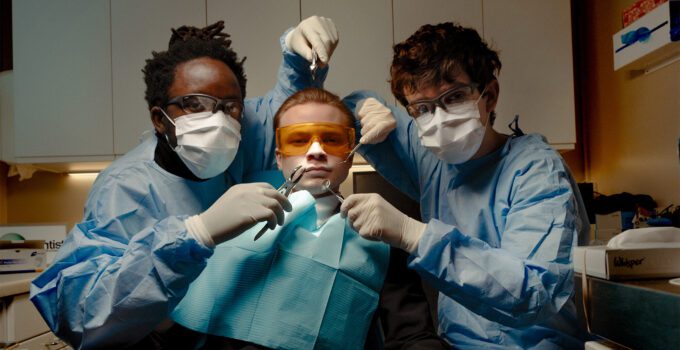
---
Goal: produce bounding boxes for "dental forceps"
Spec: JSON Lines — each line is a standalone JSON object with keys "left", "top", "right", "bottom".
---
{"left": 253, "top": 165, "right": 306, "bottom": 241}
{"left": 310, "top": 51, "right": 319, "bottom": 81}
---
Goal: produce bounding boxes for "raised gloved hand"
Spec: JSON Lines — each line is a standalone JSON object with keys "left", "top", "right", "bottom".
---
{"left": 340, "top": 193, "right": 425, "bottom": 253}
{"left": 185, "top": 183, "right": 292, "bottom": 246}
{"left": 356, "top": 97, "right": 397, "bottom": 144}
{"left": 285, "top": 15, "right": 339, "bottom": 64}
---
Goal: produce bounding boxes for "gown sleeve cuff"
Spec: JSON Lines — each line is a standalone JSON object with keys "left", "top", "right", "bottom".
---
{"left": 184, "top": 215, "right": 216, "bottom": 248}
{"left": 408, "top": 219, "right": 461, "bottom": 268}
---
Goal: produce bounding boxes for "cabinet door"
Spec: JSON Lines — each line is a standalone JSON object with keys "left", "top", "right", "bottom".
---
{"left": 0, "top": 71, "right": 13, "bottom": 162}
{"left": 112, "top": 1, "right": 206, "bottom": 156}
{"left": 301, "top": 0, "right": 393, "bottom": 100}
{"left": 207, "top": 0, "right": 299, "bottom": 99}
{"left": 483, "top": 0, "right": 575, "bottom": 148}
{"left": 0, "top": 293, "right": 50, "bottom": 344}
{"left": 393, "top": 0, "right": 483, "bottom": 44}
{"left": 10, "top": 331, "right": 71, "bottom": 350}
{"left": 391, "top": 0, "right": 483, "bottom": 110}
{"left": 12, "top": 0, "right": 113, "bottom": 161}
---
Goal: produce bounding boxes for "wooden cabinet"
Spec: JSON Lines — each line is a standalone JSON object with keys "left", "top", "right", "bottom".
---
{"left": 393, "top": 0, "right": 483, "bottom": 43}
{"left": 483, "top": 0, "right": 576, "bottom": 149}
{"left": 0, "top": 273, "right": 71, "bottom": 348}
{"left": 0, "top": 293, "right": 49, "bottom": 346}
{"left": 12, "top": 0, "right": 113, "bottom": 162}
{"left": 11, "top": 0, "right": 207, "bottom": 162}
{"left": 393, "top": 0, "right": 575, "bottom": 149}
{"left": 111, "top": 0, "right": 206, "bottom": 156}
{"left": 301, "top": 0, "right": 393, "bottom": 101}
{"left": 206, "top": 0, "right": 299, "bottom": 99}
{"left": 0, "top": 71, "right": 13, "bottom": 161}
{"left": 7, "top": 0, "right": 577, "bottom": 164}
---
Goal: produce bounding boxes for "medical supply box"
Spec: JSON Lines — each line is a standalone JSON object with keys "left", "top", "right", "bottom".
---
{"left": 0, "top": 224, "right": 66, "bottom": 264}
{"left": 574, "top": 245, "right": 680, "bottom": 280}
{"left": 613, "top": 0, "right": 680, "bottom": 70}
{"left": 0, "top": 240, "right": 47, "bottom": 273}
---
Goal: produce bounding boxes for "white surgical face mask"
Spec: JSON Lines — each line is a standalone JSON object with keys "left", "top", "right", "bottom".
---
{"left": 415, "top": 93, "right": 487, "bottom": 164}
{"left": 164, "top": 110, "right": 241, "bottom": 179}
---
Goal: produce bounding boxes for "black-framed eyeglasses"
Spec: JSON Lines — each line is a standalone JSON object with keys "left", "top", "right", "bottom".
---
{"left": 406, "top": 83, "right": 481, "bottom": 118}
{"left": 165, "top": 93, "right": 244, "bottom": 120}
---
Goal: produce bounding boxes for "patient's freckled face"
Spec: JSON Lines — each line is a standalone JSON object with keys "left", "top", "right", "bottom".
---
{"left": 276, "top": 103, "right": 353, "bottom": 196}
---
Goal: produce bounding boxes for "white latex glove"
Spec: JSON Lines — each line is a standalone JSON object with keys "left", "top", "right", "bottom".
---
{"left": 185, "top": 183, "right": 292, "bottom": 247}
{"left": 285, "top": 15, "right": 339, "bottom": 64}
{"left": 341, "top": 193, "right": 425, "bottom": 253}
{"left": 356, "top": 97, "right": 397, "bottom": 144}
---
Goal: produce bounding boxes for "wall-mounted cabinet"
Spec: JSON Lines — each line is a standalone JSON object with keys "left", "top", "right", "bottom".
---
{"left": 11, "top": 0, "right": 207, "bottom": 163}
{"left": 0, "top": 71, "right": 13, "bottom": 162}
{"left": 394, "top": 0, "right": 575, "bottom": 149}
{"left": 393, "top": 0, "right": 483, "bottom": 42}
{"left": 7, "top": 0, "right": 577, "bottom": 165}
{"left": 206, "top": 0, "right": 300, "bottom": 99}
{"left": 111, "top": 0, "right": 207, "bottom": 156}
{"left": 484, "top": 0, "right": 576, "bottom": 149}
{"left": 12, "top": 0, "right": 113, "bottom": 162}
{"left": 301, "top": 0, "right": 393, "bottom": 100}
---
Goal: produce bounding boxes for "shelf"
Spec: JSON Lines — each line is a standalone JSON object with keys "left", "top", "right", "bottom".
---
{"left": 613, "top": 0, "right": 680, "bottom": 72}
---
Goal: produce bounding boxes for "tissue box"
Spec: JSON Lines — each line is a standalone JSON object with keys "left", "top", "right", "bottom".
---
{"left": 0, "top": 240, "right": 47, "bottom": 273}
{"left": 574, "top": 245, "right": 680, "bottom": 280}
{"left": 622, "top": 0, "right": 668, "bottom": 27}
{"left": 613, "top": 0, "right": 680, "bottom": 70}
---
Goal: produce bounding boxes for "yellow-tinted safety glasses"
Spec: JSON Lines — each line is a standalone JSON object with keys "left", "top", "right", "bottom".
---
{"left": 276, "top": 122, "right": 355, "bottom": 157}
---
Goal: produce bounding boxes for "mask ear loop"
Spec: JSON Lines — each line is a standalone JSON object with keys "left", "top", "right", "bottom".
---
{"left": 161, "top": 109, "right": 177, "bottom": 126}
{"left": 160, "top": 109, "right": 178, "bottom": 147}
{"left": 476, "top": 86, "right": 492, "bottom": 129}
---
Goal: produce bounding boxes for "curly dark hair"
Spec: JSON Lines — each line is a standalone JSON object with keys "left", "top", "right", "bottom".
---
{"left": 390, "top": 22, "right": 501, "bottom": 108}
{"left": 142, "top": 21, "right": 247, "bottom": 109}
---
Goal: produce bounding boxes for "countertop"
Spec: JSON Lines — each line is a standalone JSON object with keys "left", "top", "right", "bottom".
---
{"left": 0, "top": 272, "right": 40, "bottom": 298}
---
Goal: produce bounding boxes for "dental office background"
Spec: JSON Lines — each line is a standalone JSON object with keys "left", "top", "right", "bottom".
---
{"left": 0, "top": 0, "right": 678, "bottom": 235}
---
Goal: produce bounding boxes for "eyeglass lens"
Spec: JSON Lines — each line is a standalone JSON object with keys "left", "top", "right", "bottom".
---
{"left": 174, "top": 95, "right": 243, "bottom": 119}
{"left": 407, "top": 85, "right": 477, "bottom": 118}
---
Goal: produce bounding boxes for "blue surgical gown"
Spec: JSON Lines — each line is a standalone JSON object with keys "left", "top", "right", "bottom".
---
{"left": 344, "top": 91, "right": 589, "bottom": 350}
{"left": 29, "top": 31, "right": 327, "bottom": 350}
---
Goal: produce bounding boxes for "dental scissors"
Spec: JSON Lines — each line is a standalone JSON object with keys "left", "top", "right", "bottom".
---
{"left": 341, "top": 143, "right": 361, "bottom": 164}
{"left": 322, "top": 179, "right": 344, "bottom": 203}
{"left": 253, "top": 165, "right": 306, "bottom": 240}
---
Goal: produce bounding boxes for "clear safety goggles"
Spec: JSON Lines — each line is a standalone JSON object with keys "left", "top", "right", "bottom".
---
{"left": 406, "top": 83, "right": 481, "bottom": 118}
{"left": 165, "top": 93, "right": 244, "bottom": 120}
{"left": 276, "top": 122, "right": 355, "bottom": 157}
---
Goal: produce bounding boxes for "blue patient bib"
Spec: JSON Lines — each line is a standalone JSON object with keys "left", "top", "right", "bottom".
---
{"left": 172, "top": 191, "right": 390, "bottom": 350}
